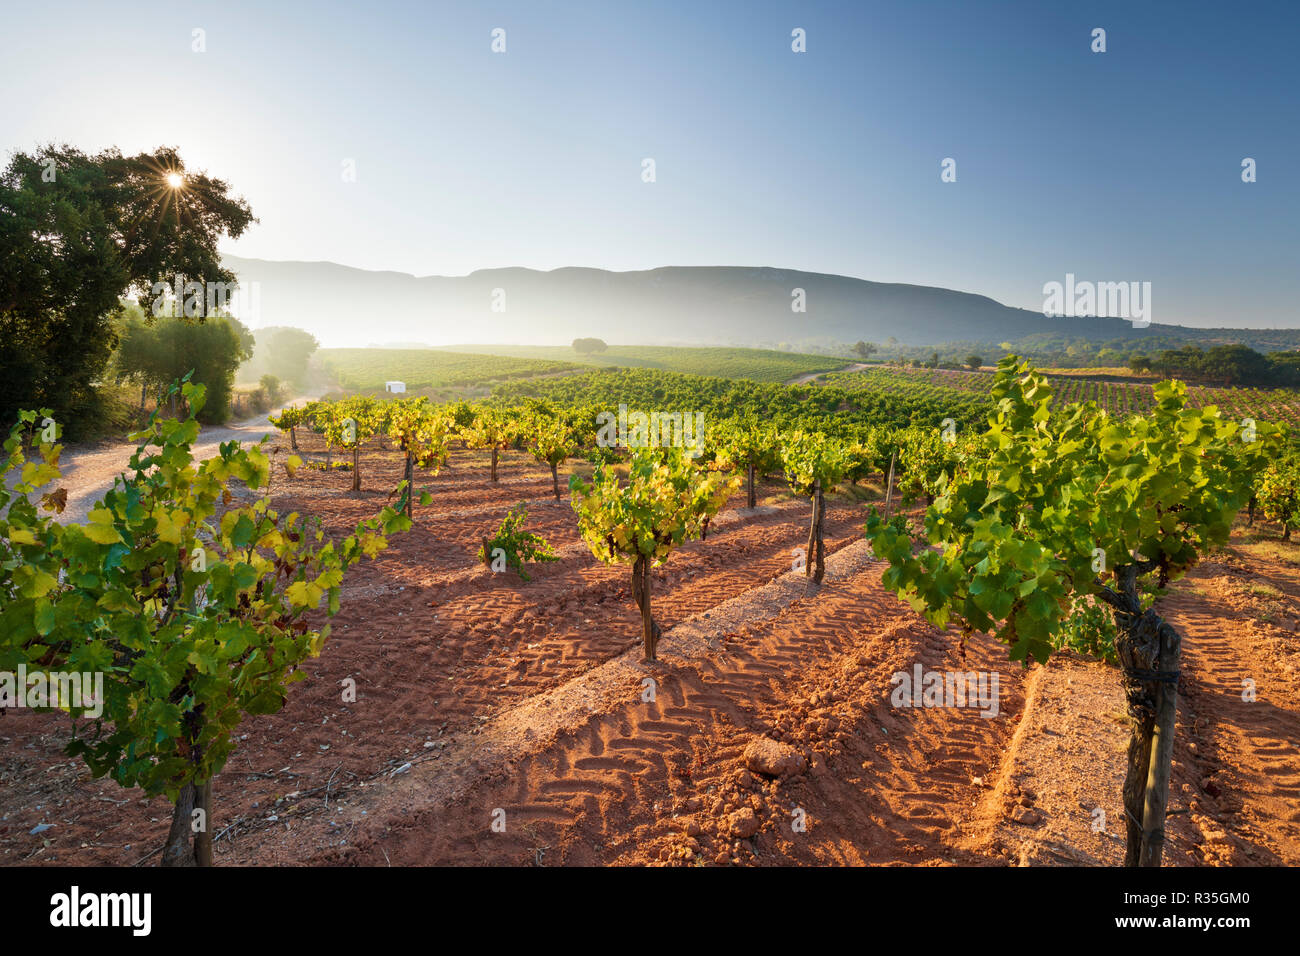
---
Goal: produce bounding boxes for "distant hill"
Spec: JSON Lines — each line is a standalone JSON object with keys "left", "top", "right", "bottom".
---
{"left": 221, "top": 257, "right": 1297, "bottom": 352}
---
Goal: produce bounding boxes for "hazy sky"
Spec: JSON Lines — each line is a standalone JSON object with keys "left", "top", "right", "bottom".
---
{"left": 3, "top": 0, "right": 1297, "bottom": 328}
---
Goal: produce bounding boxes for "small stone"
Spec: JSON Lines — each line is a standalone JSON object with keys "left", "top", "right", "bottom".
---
{"left": 743, "top": 738, "right": 807, "bottom": 778}
{"left": 729, "top": 807, "right": 760, "bottom": 839}
{"left": 1008, "top": 805, "right": 1043, "bottom": 826}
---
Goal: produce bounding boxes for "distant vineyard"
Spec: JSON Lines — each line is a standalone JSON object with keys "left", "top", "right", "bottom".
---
{"left": 823, "top": 366, "right": 1300, "bottom": 425}
{"left": 437, "top": 344, "right": 852, "bottom": 383}
{"left": 320, "top": 348, "right": 576, "bottom": 390}
{"left": 490, "top": 366, "right": 992, "bottom": 434}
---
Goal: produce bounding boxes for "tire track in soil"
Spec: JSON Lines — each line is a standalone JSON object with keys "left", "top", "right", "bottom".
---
{"left": 1, "top": 437, "right": 936, "bottom": 866}
{"left": 1159, "top": 586, "right": 1300, "bottom": 865}
{"left": 291, "top": 543, "right": 1027, "bottom": 867}
{"left": 300, "top": 492, "right": 875, "bottom": 758}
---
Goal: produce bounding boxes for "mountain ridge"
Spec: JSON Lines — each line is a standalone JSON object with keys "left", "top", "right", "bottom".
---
{"left": 219, "top": 256, "right": 1285, "bottom": 352}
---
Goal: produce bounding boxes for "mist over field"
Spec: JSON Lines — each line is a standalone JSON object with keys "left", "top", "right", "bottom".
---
{"left": 221, "top": 255, "right": 1293, "bottom": 352}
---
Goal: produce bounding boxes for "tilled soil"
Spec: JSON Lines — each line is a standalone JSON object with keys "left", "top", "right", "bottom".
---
{"left": 2, "top": 436, "right": 1297, "bottom": 867}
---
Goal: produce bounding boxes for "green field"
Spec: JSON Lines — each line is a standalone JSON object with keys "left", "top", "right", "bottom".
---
{"left": 822, "top": 365, "right": 1300, "bottom": 425}
{"left": 319, "top": 348, "right": 577, "bottom": 391}
{"left": 435, "top": 344, "right": 853, "bottom": 383}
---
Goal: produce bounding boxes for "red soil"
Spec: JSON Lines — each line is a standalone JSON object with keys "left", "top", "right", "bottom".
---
{"left": 2, "top": 436, "right": 1297, "bottom": 867}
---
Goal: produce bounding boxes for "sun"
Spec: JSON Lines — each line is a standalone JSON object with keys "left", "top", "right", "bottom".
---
{"left": 165, "top": 171, "right": 184, "bottom": 189}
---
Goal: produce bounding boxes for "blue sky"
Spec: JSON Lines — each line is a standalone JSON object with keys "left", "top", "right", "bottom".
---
{"left": 2, "top": 0, "right": 1297, "bottom": 327}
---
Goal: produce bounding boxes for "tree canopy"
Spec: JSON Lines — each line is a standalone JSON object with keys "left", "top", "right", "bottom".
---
{"left": 0, "top": 145, "right": 255, "bottom": 434}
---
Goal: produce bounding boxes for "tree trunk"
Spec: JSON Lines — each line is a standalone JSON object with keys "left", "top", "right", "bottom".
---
{"left": 747, "top": 462, "right": 756, "bottom": 509}
{"left": 161, "top": 783, "right": 197, "bottom": 867}
{"left": 140, "top": 383, "right": 148, "bottom": 411}
{"left": 1284, "top": 524, "right": 1292, "bottom": 542}
{"left": 631, "top": 556, "right": 663, "bottom": 661}
{"left": 289, "top": 426, "right": 298, "bottom": 451}
{"left": 1247, "top": 494, "right": 1255, "bottom": 526}
{"left": 491, "top": 445, "right": 499, "bottom": 483}
{"left": 551, "top": 463, "right": 560, "bottom": 501}
{"left": 351, "top": 444, "right": 361, "bottom": 492}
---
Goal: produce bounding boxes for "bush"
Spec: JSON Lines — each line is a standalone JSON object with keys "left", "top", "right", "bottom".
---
{"left": 478, "top": 506, "right": 558, "bottom": 581}
{"left": 260, "top": 375, "right": 283, "bottom": 405}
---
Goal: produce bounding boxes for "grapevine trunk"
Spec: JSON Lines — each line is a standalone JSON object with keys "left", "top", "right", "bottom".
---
{"left": 805, "top": 479, "right": 826, "bottom": 583}
{"left": 404, "top": 451, "right": 414, "bottom": 518}
{"left": 632, "top": 555, "right": 663, "bottom": 661}
{"left": 1110, "top": 566, "right": 1181, "bottom": 867}
{"left": 162, "top": 783, "right": 197, "bottom": 866}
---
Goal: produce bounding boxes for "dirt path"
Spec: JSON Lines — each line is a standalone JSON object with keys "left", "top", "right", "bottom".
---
{"left": 31, "top": 393, "right": 322, "bottom": 525}
{"left": 785, "top": 363, "right": 867, "bottom": 386}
